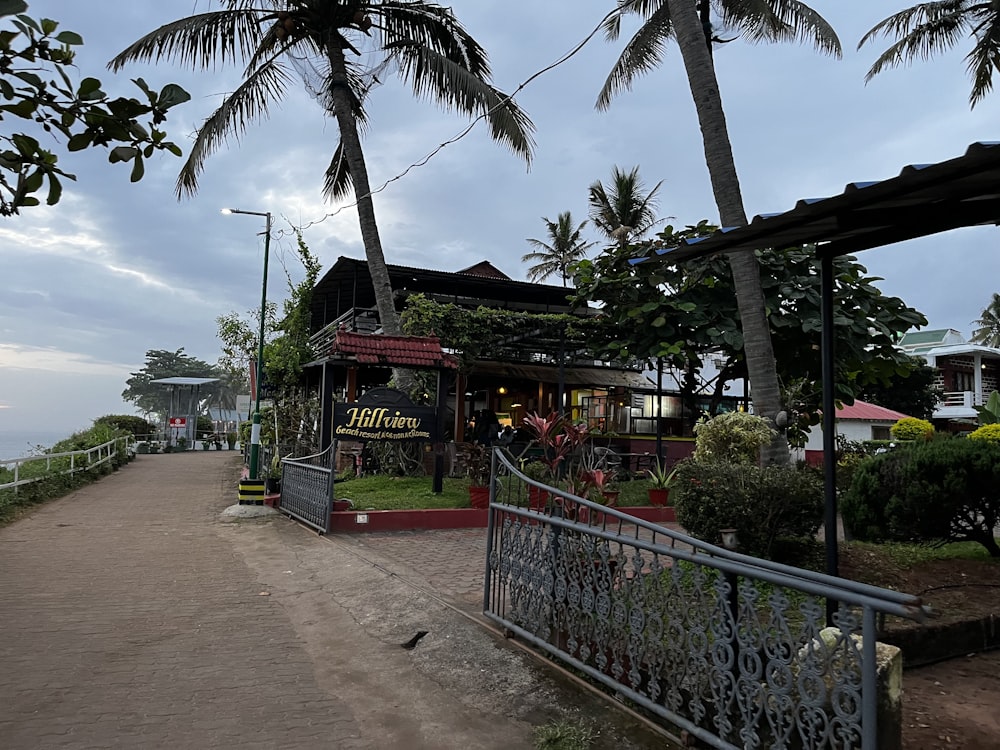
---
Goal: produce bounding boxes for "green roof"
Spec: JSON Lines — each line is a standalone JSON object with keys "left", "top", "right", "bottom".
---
{"left": 899, "top": 329, "right": 952, "bottom": 346}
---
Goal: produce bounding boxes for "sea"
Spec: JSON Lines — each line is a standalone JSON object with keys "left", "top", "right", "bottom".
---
{"left": 0, "top": 430, "right": 75, "bottom": 460}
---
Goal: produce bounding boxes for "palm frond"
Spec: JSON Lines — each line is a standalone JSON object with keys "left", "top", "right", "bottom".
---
{"left": 108, "top": 10, "right": 265, "bottom": 71}
{"left": 175, "top": 60, "right": 293, "bottom": 198}
{"left": 723, "top": 0, "right": 841, "bottom": 56}
{"left": 597, "top": 3, "right": 673, "bottom": 110}
{"left": 859, "top": 2, "right": 971, "bottom": 80}
{"left": 965, "top": 7, "right": 1000, "bottom": 105}
{"left": 392, "top": 43, "right": 535, "bottom": 163}
{"left": 377, "top": 1, "right": 491, "bottom": 78}
{"left": 323, "top": 142, "right": 355, "bottom": 202}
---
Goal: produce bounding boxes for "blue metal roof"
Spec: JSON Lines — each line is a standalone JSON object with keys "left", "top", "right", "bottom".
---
{"left": 632, "top": 141, "right": 1000, "bottom": 265}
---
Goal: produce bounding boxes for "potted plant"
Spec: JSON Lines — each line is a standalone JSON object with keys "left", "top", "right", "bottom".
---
{"left": 466, "top": 443, "right": 492, "bottom": 509}
{"left": 520, "top": 459, "right": 551, "bottom": 510}
{"left": 200, "top": 438, "right": 211, "bottom": 451}
{"left": 646, "top": 461, "right": 678, "bottom": 506}
{"left": 264, "top": 453, "right": 283, "bottom": 495}
{"left": 225, "top": 432, "right": 238, "bottom": 450}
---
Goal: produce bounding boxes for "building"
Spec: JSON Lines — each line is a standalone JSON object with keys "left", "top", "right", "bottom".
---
{"left": 305, "top": 256, "right": 741, "bottom": 456}
{"left": 898, "top": 329, "right": 1000, "bottom": 427}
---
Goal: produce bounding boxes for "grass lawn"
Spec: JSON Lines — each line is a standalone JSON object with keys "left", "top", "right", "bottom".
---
{"left": 332, "top": 474, "right": 660, "bottom": 511}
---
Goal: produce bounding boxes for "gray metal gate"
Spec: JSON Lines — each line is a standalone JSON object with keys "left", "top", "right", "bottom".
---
{"left": 485, "top": 450, "right": 926, "bottom": 750}
{"left": 278, "top": 445, "right": 335, "bottom": 534}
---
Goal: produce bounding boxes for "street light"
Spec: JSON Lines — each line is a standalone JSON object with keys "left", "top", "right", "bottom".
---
{"left": 222, "top": 207, "right": 272, "bottom": 480}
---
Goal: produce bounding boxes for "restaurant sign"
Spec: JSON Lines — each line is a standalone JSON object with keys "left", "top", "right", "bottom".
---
{"left": 334, "top": 388, "right": 438, "bottom": 442}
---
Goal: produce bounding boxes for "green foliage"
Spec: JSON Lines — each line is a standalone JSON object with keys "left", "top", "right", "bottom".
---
{"left": 196, "top": 415, "right": 213, "bottom": 438}
{"left": 533, "top": 720, "right": 597, "bottom": 750}
{"left": 0, "top": 5, "right": 188, "bottom": 215}
{"left": 401, "top": 293, "right": 602, "bottom": 372}
{"left": 889, "top": 417, "right": 934, "bottom": 441}
{"left": 857, "top": 354, "right": 942, "bottom": 420}
{"left": 121, "top": 349, "right": 222, "bottom": 422}
{"left": 671, "top": 460, "right": 824, "bottom": 558}
{"left": 332, "top": 475, "right": 471, "bottom": 510}
{"left": 646, "top": 460, "right": 678, "bottom": 489}
{"left": 975, "top": 390, "right": 1000, "bottom": 425}
{"left": 570, "top": 228, "right": 928, "bottom": 419}
{"left": 93, "top": 414, "right": 156, "bottom": 437}
{"left": 218, "top": 231, "right": 323, "bottom": 457}
{"left": 0, "top": 422, "right": 134, "bottom": 524}
{"left": 968, "top": 423, "right": 1000, "bottom": 444}
{"left": 842, "top": 439, "right": 1000, "bottom": 556}
{"left": 692, "top": 411, "right": 775, "bottom": 465}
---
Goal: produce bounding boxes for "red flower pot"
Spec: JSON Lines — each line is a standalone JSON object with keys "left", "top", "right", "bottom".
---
{"left": 469, "top": 485, "right": 490, "bottom": 509}
{"left": 648, "top": 488, "right": 670, "bottom": 506}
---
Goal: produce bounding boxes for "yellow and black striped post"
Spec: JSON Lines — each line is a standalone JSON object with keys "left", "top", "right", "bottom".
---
{"left": 238, "top": 479, "right": 265, "bottom": 506}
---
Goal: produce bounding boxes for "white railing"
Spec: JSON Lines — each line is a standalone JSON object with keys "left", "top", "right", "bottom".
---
{"left": 0, "top": 436, "right": 135, "bottom": 492}
{"left": 940, "top": 391, "right": 975, "bottom": 408}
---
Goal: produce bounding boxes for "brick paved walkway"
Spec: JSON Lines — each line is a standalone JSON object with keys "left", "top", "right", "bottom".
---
{"left": 0, "top": 452, "right": 667, "bottom": 750}
{"left": 0, "top": 452, "right": 361, "bottom": 749}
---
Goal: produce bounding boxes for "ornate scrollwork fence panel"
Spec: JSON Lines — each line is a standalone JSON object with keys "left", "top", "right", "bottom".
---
{"left": 278, "top": 444, "right": 335, "bottom": 533}
{"left": 483, "top": 450, "right": 925, "bottom": 750}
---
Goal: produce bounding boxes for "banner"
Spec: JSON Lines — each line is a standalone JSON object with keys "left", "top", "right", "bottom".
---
{"left": 333, "top": 404, "right": 438, "bottom": 442}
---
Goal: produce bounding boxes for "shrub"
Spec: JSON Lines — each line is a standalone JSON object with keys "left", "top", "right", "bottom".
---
{"left": 671, "top": 459, "right": 823, "bottom": 559}
{"left": 94, "top": 414, "right": 156, "bottom": 438}
{"left": 889, "top": 417, "right": 934, "bottom": 441}
{"left": 692, "top": 411, "right": 775, "bottom": 465}
{"left": 968, "top": 423, "right": 1000, "bottom": 444}
{"left": 842, "top": 439, "right": 1000, "bottom": 556}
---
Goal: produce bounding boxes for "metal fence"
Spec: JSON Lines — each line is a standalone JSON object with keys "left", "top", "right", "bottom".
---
{"left": 277, "top": 444, "right": 335, "bottom": 534}
{"left": 484, "top": 450, "right": 926, "bottom": 750}
{"left": 0, "top": 437, "right": 134, "bottom": 492}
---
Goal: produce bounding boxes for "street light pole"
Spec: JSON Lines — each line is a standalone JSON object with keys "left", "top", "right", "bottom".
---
{"left": 222, "top": 207, "right": 272, "bottom": 480}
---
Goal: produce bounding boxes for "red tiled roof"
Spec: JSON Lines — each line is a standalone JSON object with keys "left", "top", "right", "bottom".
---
{"left": 331, "top": 330, "right": 457, "bottom": 369}
{"left": 836, "top": 400, "right": 911, "bottom": 422}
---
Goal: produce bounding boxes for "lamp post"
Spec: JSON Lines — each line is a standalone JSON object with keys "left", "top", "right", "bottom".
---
{"left": 222, "top": 207, "right": 272, "bottom": 480}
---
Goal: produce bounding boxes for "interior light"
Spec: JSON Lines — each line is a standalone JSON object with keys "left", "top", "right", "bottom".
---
{"left": 498, "top": 386, "right": 508, "bottom": 395}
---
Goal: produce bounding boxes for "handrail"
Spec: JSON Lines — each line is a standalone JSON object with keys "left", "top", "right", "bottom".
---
{"left": 0, "top": 436, "right": 134, "bottom": 492}
{"left": 494, "top": 448, "right": 927, "bottom": 616}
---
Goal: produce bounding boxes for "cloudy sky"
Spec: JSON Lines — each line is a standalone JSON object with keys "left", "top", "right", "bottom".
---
{"left": 2, "top": 0, "right": 999, "bottom": 436}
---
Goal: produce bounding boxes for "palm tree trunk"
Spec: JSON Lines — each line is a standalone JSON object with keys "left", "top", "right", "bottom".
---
{"left": 325, "top": 45, "right": 401, "bottom": 338}
{"left": 666, "top": 0, "right": 789, "bottom": 465}
{"left": 325, "top": 43, "right": 416, "bottom": 393}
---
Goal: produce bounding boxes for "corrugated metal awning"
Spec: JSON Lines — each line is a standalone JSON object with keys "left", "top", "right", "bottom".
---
{"left": 632, "top": 141, "right": 1000, "bottom": 265}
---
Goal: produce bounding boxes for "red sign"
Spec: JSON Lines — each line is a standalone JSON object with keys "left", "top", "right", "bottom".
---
{"left": 169, "top": 417, "right": 187, "bottom": 428}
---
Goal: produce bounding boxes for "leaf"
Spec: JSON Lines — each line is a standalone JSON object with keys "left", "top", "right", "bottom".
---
{"left": 108, "top": 145, "right": 136, "bottom": 163}
{"left": 40, "top": 17, "right": 56, "bottom": 34}
{"left": 0, "top": 0, "right": 28, "bottom": 18}
{"left": 45, "top": 173, "right": 62, "bottom": 205}
{"left": 77, "top": 76, "right": 103, "bottom": 100}
{"left": 66, "top": 132, "right": 91, "bottom": 151}
{"left": 22, "top": 166, "right": 42, "bottom": 192}
{"left": 157, "top": 83, "right": 191, "bottom": 109}
{"left": 129, "top": 154, "right": 144, "bottom": 182}
{"left": 55, "top": 30, "right": 83, "bottom": 45}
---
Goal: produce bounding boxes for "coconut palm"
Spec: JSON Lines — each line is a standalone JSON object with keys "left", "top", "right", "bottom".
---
{"left": 860, "top": 2, "right": 1000, "bottom": 108}
{"left": 587, "top": 165, "right": 663, "bottom": 250}
{"left": 109, "top": 1, "right": 535, "bottom": 339}
{"left": 522, "top": 212, "right": 597, "bottom": 286}
{"left": 971, "top": 292, "right": 1000, "bottom": 347}
{"left": 597, "top": 1, "right": 841, "bottom": 465}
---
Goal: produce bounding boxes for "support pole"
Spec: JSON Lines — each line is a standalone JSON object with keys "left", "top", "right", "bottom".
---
{"left": 820, "top": 249, "right": 839, "bottom": 623}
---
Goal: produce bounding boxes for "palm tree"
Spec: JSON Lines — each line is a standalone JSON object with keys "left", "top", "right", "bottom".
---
{"left": 522, "top": 212, "right": 597, "bottom": 286}
{"left": 109, "top": 1, "right": 535, "bottom": 340}
{"left": 587, "top": 165, "right": 663, "bottom": 250}
{"left": 971, "top": 292, "right": 1000, "bottom": 347}
{"left": 598, "top": 0, "right": 841, "bottom": 465}
{"left": 860, "top": 2, "right": 1000, "bottom": 108}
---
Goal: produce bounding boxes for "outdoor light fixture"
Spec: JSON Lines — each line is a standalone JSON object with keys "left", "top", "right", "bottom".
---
{"left": 222, "top": 207, "right": 272, "bottom": 481}
{"left": 720, "top": 528, "right": 739, "bottom": 551}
